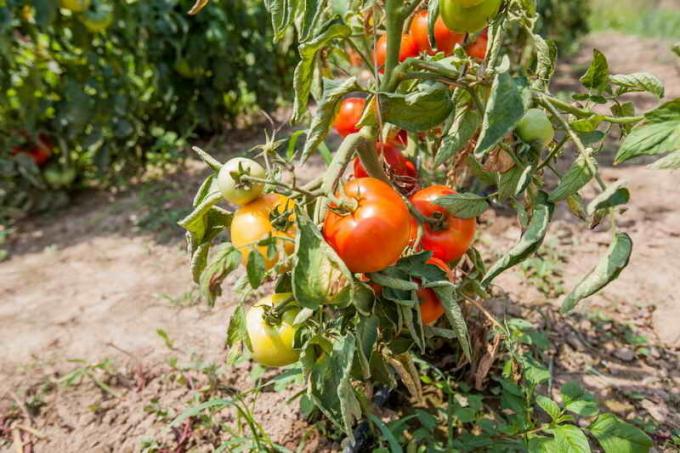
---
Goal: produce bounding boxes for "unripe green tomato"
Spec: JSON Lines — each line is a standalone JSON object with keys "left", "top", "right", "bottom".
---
{"left": 440, "top": 0, "right": 502, "bottom": 33}
{"left": 217, "top": 158, "right": 265, "bottom": 206}
{"left": 44, "top": 165, "right": 76, "bottom": 188}
{"left": 246, "top": 293, "right": 300, "bottom": 367}
{"left": 59, "top": 0, "right": 91, "bottom": 13}
{"left": 516, "top": 108, "right": 555, "bottom": 146}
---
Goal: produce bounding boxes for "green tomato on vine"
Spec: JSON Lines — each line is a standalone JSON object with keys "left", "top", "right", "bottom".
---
{"left": 515, "top": 108, "right": 555, "bottom": 147}
{"left": 246, "top": 293, "right": 300, "bottom": 367}
{"left": 440, "top": 0, "right": 502, "bottom": 33}
{"left": 217, "top": 157, "right": 265, "bottom": 206}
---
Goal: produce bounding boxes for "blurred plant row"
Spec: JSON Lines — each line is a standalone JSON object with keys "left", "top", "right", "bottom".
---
{"left": 0, "top": 0, "right": 295, "bottom": 221}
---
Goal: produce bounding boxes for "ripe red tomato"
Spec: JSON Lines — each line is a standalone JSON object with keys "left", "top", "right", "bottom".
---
{"left": 467, "top": 29, "right": 488, "bottom": 60}
{"left": 417, "top": 257, "right": 453, "bottom": 325}
{"left": 410, "top": 185, "right": 476, "bottom": 263}
{"left": 409, "top": 11, "right": 465, "bottom": 55}
{"left": 333, "top": 97, "right": 366, "bottom": 137}
{"left": 11, "top": 136, "right": 52, "bottom": 167}
{"left": 353, "top": 142, "right": 417, "bottom": 192}
{"left": 373, "top": 34, "right": 419, "bottom": 71}
{"left": 323, "top": 178, "right": 411, "bottom": 273}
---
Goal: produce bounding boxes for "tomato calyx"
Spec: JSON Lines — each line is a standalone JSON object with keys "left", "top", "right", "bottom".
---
{"left": 261, "top": 295, "right": 296, "bottom": 326}
{"left": 269, "top": 200, "right": 296, "bottom": 232}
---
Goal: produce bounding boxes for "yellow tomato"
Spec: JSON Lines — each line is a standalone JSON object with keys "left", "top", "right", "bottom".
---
{"left": 246, "top": 293, "right": 300, "bottom": 367}
{"left": 230, "top": 194, "right": 296, "bottom": 270}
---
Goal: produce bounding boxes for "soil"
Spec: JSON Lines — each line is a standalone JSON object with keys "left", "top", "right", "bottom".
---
{"left": 1, "top": 32, "right": 679, "bottom": 452}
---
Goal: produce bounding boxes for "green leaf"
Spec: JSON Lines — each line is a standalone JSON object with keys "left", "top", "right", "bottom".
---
{"left": 293, "top": 20, "right": 352, "bottom": 121}
{"left": 548, "top": 154, "right": 598, "bottom": 203}
{"left": 615, "top": 99, "right": 680, "bottom": 164}
{"left": 434, "top": 193, "right": 489, "bottom": 219}
{"left": 580, "top": 49, "right": 609, "bottom": 93}
{"left": 302, "top": 78, "right": 361, "bottom": 161}
{"left": 178, "top": 191, "right": 223, "bottom": 238}
{"left": 561, "top": 382, "right": 599, "bottom": 417}
{"left": 297, "top": 0, "right": 327, "bottom": 41}
{"left": 588, "top": 414, "right": 652, "bottom": 453}
{"left": 587, "top": 181, "right": 630, "bottom": 216}
{"left": 561, "top": 233, "right": 633, "bottom": 313}
{"left": 571, "top": 115, "right": 604, "bottom": 133}
{"left": 436, "top": 106, "right": 481, "bottom": 165}
{"left": 548, "top": 425, "right": 591, "bottom": 453}
{"left": 199, "top": 244, "right": 241, "bottom": 307}
{"left": 226, "top": 305, "right": 250, "bottom": 350}
{"left": 474, "top": 72, "right": 529, "bottom": 157}
{"left": 521, "top": 354, "right": 550, "bottom": 385}
{"left": 536, "top": 395, "right": 562, "bottom": 422}
{"left": 309, "top": 335, "right": 362, "bottom": 437}
{"left": 293, "top": 212, "right": 352, "bottom": 309}
{"left": 482, "top": 195, "right": 553, "bottom": 285}
{"left": 246, "top": 250, "right": 266, "bottom": 289}
{"left": 380, "top": 82, "right": 454, "bottom": 133}
{"left": 264, "top": 0, "right": 293, "bottom": 41}
{"left": 610, "top": 73, "right": 664, "bottom": 98}
{"left": 368, "top": 415, "right": 403, "bottom": 453}
{"left": 528, "top": 436, "right": 559, "bottom": 453}
{"left": 433, "top": 284, "right": 471, "bottom": 361}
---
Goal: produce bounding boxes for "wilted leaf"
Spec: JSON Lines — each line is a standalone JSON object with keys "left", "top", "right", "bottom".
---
{"left": 548, "top": 153, "right": 598, "bottom": 202}
{"left": 199, "top": 244, "right": 241, "bottom": 306}
{"left": 482, "top": 195, "right": 553, "bottom": 285}
{"left": 587, "top": 181, "right": 630, "bottom": 215}
{"left": 561, "top": 233, "right": 633, "bottom": 313}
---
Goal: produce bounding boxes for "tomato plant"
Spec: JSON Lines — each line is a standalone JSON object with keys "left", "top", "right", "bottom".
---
{"left": 179, "top": 0, "right": 677, "bottom": 449}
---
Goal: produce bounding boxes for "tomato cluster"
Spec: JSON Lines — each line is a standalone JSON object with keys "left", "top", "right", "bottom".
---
{"left": 369, "top": 9, "right": 491, "bottom": 68}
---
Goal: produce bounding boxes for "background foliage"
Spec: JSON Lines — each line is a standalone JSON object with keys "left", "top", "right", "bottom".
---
{"left": 0, "top": 0, "right": 295, "bottom": 221}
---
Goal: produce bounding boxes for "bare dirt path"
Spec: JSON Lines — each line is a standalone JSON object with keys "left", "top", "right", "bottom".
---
{"left": 1, "top": 32, "right": 679, "bottom": 451}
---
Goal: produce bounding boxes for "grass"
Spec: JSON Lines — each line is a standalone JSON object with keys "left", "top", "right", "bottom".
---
{"left": 589, "top": 0, "right": 680, "bottom": 40}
